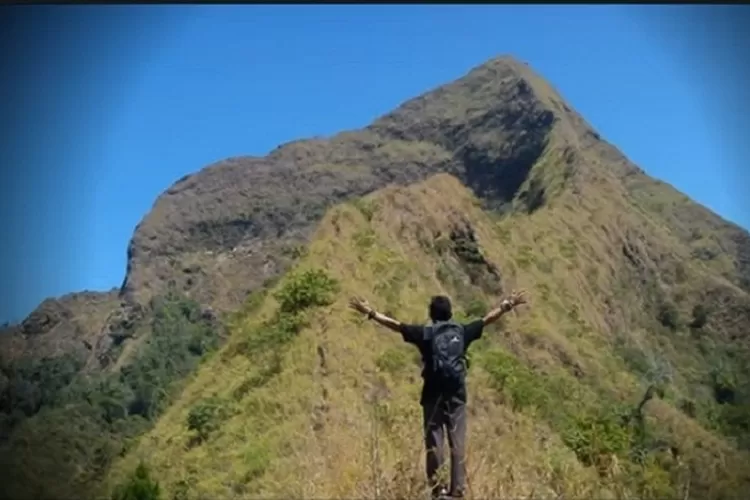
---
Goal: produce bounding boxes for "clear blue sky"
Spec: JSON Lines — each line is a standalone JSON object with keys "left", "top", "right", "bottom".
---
{"left": 2, "top": 5, "right": 748, "bottom": 323}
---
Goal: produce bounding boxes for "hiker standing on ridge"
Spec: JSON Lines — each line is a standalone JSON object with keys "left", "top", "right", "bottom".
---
{"left": 349, "top": 291, "right": 529, "bottom": 500}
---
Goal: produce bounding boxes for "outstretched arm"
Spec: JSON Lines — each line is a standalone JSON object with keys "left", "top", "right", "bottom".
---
{"left": 349, "top": 297, "right": 402, "bottom": 333}
{"left": 482, "top": 290, "right": 528, "bottom": 327}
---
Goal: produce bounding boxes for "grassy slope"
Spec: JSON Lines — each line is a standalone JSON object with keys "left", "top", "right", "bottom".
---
{"left": 105, "top": 172, "right": 750, "bottom": 500}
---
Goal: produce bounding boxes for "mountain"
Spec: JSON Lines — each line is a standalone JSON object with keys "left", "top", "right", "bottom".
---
{"left": 1, "top": 55, "right": 749, "bottom": 500}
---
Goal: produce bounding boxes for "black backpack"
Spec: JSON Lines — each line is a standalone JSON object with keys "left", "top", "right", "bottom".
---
{"left": 424, "top": 320, "right": 466, "bottom": 390}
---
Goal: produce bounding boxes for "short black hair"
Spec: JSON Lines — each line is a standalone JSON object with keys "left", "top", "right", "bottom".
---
{"left": 429, "top": 295, "right": 453, "bottom": 322}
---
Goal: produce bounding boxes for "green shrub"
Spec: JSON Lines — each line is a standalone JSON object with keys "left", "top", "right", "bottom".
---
{"left": 187, "top": 396, "right": 229, "bottom": 443}
{"left": 710, "top": 367, "right": 737, "bottom": 405}
{"left": 273, "top": 269, "right": 339, "bottom": 314}
{"left": 351, "top": 198, "right": 377, "bottom": 221}
{"left": 481, "top": 350, "right": 550, "bottom": 412}
{"left": 562, "top": 408, "right": 632, "bottom": 468}
{"left": 657, "top": 302, "right": 679, "bottom": 330}
{"left": 233, "top": 269, "right": 339, "bottom": 392}
{"left": 433, "top": 236, "right": 452, "bottom": 254}
{"left": 451, "top": 233, "right": 484, "bottom": 265}
{"left": 376, "top": 348, "right": 411, "bottom": 375}
{"left": 690, "top": 303, "right": 709, "bottom": 329}
{"left": 243, "top": 441, "right": 272, "bottom": 481}
{"left": 678, "top": 398, "right": 697, "bottom": 418}
{"left": 238, "top": 312, "right": 307, "bottom": 359}
{"left": 464, "top": 297, "right": 489, "bottom": 318}
{"left": 111, "top": 462, "right": 161, "bottom": 500}
{"left": 620, "top": 346, "right": 653, "bottom": 376}
{"left": 122, "top": 297, "right": 221, "bottom": 419}
{"left": 1, "top": 352, "right": 85, "bottom": 421}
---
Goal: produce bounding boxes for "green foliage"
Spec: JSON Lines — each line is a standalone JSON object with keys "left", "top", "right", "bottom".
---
{"left": 433, "top": 235, "right": 452, "bottom": 254}
{"left": 482, "top": 349, "right": 552, "bottom": 412}
{"left": 657, "top": 302, "right": 679, "bottom": 330}
{"left": 718, "top": 402, "right": 750, "bottom": 448}
{"left": 233, "top": 269, "right": 339, "bottom": 393}
{"left": 240, "top": 440, "right": 272, "bottom": 485}
{"left": 464, "top": 297, "right": 489, "bottom": 318}
{"left": 481, "top": 347, "right": 681, "bottom": 495}
{"left": 376, "top": 347, "right": 412, "bottom": 375}
{"left": 227, "top": 288, "right": 271, "bottom": 329}
{"left": 562, "top": 408, "right": 632, "bottom": 468}
{"left": 710, "top": 366, "right": 737, "bottom": 405}
{"left": 243, "top": 290, "right": 267, "bottom": 314}
{"left": 0, "top": 294, "right": 223, "bottom": 500}
{"left": 616, "top": 343, "right": 653, "bottom": 376}
{"left": 0, "top": 352, "right": 85, "bottom": 425}
{"left": 121, "top": 296, "right": 221, "bottom": 419}
{"left": 451, "top": 231, "right": 484, "bottom": 265}
{"left": 111, "top": 462, "right": 162, "bottom": 500}
{"left": 678, "top": 398, "right": 697, "bottom": 418}
{"left": 690, "top": 303, "right": 709, "bottom": 329}
{"left": 273, "top": 268, "right": 339, "bottom": 314}
{"left": 187, "top": 396, "right": 230, "bottom": 443}
{"left": 351, "top": 198, "right": 377, "bottom": 221}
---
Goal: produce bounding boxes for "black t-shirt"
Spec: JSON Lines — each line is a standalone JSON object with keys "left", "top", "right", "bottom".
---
{"left": 398, "top": 319, "right": 484, "bottom": 405}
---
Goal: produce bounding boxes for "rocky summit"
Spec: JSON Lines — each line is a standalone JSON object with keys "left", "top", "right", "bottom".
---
{"left": 1, "top": 56, "right": 749, "bottom": 500}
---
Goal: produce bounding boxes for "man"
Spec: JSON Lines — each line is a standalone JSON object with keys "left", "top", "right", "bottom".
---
{"left": 349, "top": 291, "right": 528, "bottom": 499}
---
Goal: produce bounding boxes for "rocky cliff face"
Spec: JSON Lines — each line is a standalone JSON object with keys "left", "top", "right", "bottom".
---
{"left": 120, "top": 55, "right": 750, "bottom": 320}
{"left": 119, "top": 57, "right": 567, "bottom": 312}
{"left": 0, "top": 290, "right": 121, "bottom": 366}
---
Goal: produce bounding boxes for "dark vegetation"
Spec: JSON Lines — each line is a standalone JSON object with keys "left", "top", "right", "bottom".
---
{"left": 111, "top": 462, "right": 162, "bottom": 500}
{"left": 0, "top": 294, "right": 223, "bottom": 500}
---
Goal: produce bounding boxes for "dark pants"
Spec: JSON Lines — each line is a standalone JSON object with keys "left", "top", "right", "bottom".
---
{"left": 422, "top": 395, "right": 467, "bottom": 498}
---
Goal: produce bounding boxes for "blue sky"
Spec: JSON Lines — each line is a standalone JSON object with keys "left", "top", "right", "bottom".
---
{"left": 2, "top": 5, "right": 748, "bottom": 323}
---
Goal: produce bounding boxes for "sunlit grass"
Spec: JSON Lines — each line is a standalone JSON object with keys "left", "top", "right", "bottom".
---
{"left": 106, "top": 173, "right": 750, "bottom": 500}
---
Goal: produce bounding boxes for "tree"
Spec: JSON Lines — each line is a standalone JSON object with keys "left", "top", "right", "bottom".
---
{"left": 111, "top": 462, "right": 161, "bottom": 500}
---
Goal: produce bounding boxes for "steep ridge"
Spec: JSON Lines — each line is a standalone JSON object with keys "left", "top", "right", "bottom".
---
{"left": 121, "top": 56, "right": 564, "bottom": 312}
{"left": 0, "top": 55, "right": 749, "bottom": 500}
{"left": 121, "top": 54, "right": 750, "bottom": 315}
{"left": 105, "top": 174, "right": 750, "bottom": 500}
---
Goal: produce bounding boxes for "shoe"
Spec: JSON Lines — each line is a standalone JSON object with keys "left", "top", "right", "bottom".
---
{"left": 431, "top": 486, "right": 449, "bottom": 499}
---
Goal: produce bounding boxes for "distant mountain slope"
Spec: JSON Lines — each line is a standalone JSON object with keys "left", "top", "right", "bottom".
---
{"left": 0, "top": 290, "right": 121, "bottom": 364}
{"left": 1, "top": 55, "right": 748, "bottom": 500}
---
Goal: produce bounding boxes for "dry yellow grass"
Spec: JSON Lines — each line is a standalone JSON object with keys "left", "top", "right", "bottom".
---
{"left": 104, "top": 173, "right": 750, "bottom": 500}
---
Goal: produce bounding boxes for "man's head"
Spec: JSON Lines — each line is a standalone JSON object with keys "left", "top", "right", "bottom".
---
{"left": 429, "top": 295, "right": 453, "bottom": 322}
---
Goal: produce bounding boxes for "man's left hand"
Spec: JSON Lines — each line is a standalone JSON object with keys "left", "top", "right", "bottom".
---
{"left": 349, "top": 296, "right": 373, "bottom": 316}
